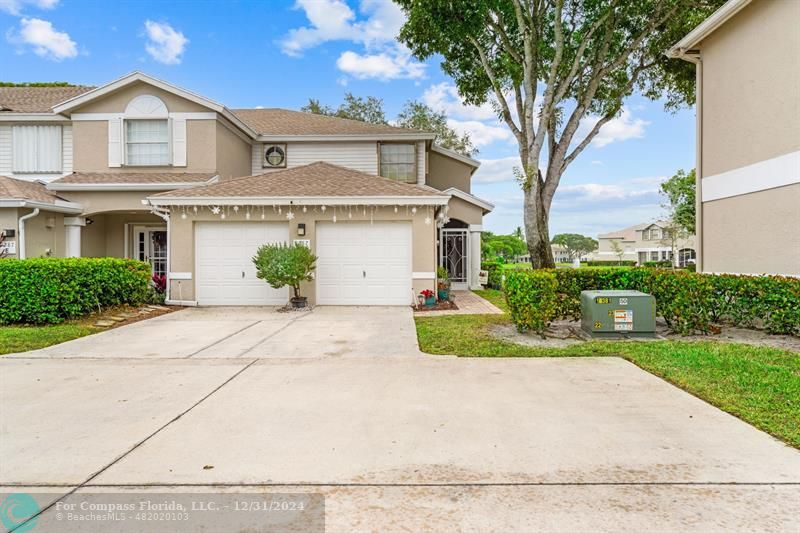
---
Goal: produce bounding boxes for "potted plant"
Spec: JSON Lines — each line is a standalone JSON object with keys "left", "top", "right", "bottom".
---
{"left": 436, "top": 266, "right": 451, "bottom": 301}
{"left": 252, "top": 242, "right": 317, "bottom": 308}
{"left": 420, "top": 289, "right": 436, "bottom": 307}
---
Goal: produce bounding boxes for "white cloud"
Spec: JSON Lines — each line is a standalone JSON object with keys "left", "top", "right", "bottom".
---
{"left": 472, "top": 156, "right": 520, "bottom": 183}
{"left": 336, "top": 45, "right": 425, "bottom": 81}
{"left": 422, "top": 82, "right": 497, "bottom": 122}
{"left": 447, "top": 119, "right": 512, "bottom": 148}
{"left": 7, "top": 17, "right": 77, "bottom": 61}
{"left": 143, "top": 20, "right": 188, "bottom": 65}
{"left": 280, "top": 0, "right": 404, "bottom": 56}
{"left": 580, "top": 107, "right": 649, "bottom": 148}
{"left": 0, "top": 0, "right": 58, "bottom": 15}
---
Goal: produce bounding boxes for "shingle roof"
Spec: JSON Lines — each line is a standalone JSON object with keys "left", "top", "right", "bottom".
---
{"left": 0, "top": 86, "right": 95, "bottom": 113}
{"left": 51, "top": 172, "right": 217, "bottom": 185}
{"left": 0, "top": 175, "right": 62, "bottom": 203}
{"left": 231, "top": 108, "right": 426, "bottom": 136}
{"left": 598, "top": 221, "right": 669, "bottom": 240}
{"left": 153, "top": 162, "right": 446, "bottom": 199}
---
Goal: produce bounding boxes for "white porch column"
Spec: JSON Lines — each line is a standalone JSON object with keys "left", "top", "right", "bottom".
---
{"left": 468, "top": 224, "right": 483, "bottom": 290}
{"left": 64, "top": 217, "right": 86, "bottom": 258}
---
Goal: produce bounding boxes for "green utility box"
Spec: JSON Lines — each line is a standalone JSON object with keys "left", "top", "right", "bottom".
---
{"left": 580, "top": 290, "right": 656, "bottom": 338}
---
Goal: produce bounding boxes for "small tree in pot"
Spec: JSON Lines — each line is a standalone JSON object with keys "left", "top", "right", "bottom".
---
{"left": 436, "top": 266, "right": 451, "bottom": 301}
{"left": 252, "top": 242, "right": 317, "bottom": 308}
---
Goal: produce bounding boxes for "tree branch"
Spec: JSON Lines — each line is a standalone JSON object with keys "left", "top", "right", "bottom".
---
{"left": 467, "top": 35, "right": 525, "bottom": 145}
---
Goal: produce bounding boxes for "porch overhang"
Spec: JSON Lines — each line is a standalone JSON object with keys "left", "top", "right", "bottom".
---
{"left": 0, "top": 198, "right": 84, "bottom": 214}
{"left": 443, "top": 187, "right": 494, "bottom": 213}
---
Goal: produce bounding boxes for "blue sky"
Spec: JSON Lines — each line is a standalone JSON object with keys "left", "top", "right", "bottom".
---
{"left": 1, "top": 0, "right": 697, "bottom": 237}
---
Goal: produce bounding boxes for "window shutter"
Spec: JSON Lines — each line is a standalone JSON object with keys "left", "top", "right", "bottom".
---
{"left": 108, "top": 117, "right": 122, "bottom": 167}
{"left": 171, "top": 117, "right": 187, "bottom": 167}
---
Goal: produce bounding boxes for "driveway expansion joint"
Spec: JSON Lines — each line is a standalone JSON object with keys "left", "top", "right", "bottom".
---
{"left": 185, "top": 320, "right": 262, "bottom": 358}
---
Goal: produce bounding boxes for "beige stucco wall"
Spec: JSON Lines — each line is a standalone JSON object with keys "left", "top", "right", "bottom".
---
{"left": 446, "top": 196, "right": 483, "bottom": 226}
{"left": 72, "top": 119, "right": 217, "bottom": 173}
{"left": 0, "top": 208, "right": 68, "bottom": 259}
{"left": 702, "top": 183, "right": 800, "bottom": 275}
{"left": 699, "top": 0, "right": 800, "bottom": 177}
{"left": 167, "top": 207, "right": 436, "bottom": 304}
{"left": 70, "top": 81, "right": 211, "bottom": 114}
{"left": 78, "top": 212, "right": 164, "bottom": 257}
{"left": 215, "top": 122, "right": 252, "bottom": 179}
{"left": 427, "top": 151, "right": 473, "bottom": 193}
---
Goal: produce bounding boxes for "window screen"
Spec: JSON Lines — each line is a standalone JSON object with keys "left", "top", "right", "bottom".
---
{"left": 126, "top": 120, "right": 170, "bottom": 166}
{"left": 380, "top": 143, "right": 415, "bottom": 182}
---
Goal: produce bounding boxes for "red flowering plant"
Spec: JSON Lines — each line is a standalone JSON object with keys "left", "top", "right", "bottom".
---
{"left": 152, "top": 274, "right": 167, "bottom": 294}
{"left": 420, "top": 289, "right": 435, "bottom": 299}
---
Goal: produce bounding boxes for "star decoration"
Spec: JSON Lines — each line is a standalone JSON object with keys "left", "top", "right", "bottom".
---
{"left": 424, "top": 216, "right": 431, "bottom": 225}
{"left": 233, "top": 206, "right": 239, "bottom": 212}
{"left": 210, "top": 206, "right": 220, "bottom": 215}
{"left": 286, "top": 211, "right": 295, "bottom": 220}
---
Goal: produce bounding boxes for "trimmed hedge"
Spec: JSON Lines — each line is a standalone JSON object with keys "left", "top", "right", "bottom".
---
{"left": 0, "top": 258, "right": 151, "bottom": 324}
{"left": 582, "top": 260, "right": 637, "bottom": 267}
{"left": 505, "top": 270, "right": 557, "bottom": 335}
{"left": 505, "top": 267, "right": 800, "bottom": 336}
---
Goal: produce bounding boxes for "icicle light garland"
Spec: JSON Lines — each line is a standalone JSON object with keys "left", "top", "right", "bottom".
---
{"left": 158, "top": 203, "right": 436, "bottom": 223}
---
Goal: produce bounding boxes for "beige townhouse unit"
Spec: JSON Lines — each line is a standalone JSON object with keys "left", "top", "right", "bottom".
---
{"left": 668, "top": 0, "right": 800, "bottom": 276}
{"left": 0, "top": 72, "right": 493, "bottom": 306}
{"left": 594, "top": 221, "right": 697, "bottom": 267}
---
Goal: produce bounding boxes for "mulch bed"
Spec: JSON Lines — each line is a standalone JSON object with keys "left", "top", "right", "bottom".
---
{"left": 413, "top": 300, "right": 459, "bottom": 312}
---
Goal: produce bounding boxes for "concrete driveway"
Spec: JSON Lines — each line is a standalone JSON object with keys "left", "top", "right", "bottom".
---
{"left": 2, "top": 308, "right": 799, "bottom": 531}
{"left": 12, "top": 306, "right": 422, "bottom": 358}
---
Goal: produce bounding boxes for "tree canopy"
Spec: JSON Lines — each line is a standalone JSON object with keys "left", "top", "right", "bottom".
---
{"left": 302, "top": 94, "right": 477, "bottom": 156}
{"left": 482, "top": 231, "right": 528, "bottom": 261}
{"left": 660, "top": 168, "right": 696, "bottom": 234}
{"left": 551, "top": 233, "right": 598, "bottom": 260}
{"left": 0, "top": 82, "right": 77, "bottom": 87}
{"left": 396, "top": 0, "right": 724, "bottom": 268}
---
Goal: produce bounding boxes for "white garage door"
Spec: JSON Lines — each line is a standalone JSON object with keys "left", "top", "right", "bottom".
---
{"left": 195, "top": 222, "right": 290, "bottom": 305}
{"left": 316, "top": 221, "right": 412, "bottom": 305}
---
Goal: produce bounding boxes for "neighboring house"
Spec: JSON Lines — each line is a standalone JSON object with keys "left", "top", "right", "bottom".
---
{"left": 0, "top": 72, "right": 493, "bottom": 306}
{"left": 594, "top": 221, "right": 696, "bottom": 267}
{"left": 667, "top": 0, "right": 799, "bottom": 276}
{"left": 513, "top": 244, "right": 590, "bottom": 264}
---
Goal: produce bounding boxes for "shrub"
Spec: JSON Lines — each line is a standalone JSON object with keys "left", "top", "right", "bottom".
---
{"left": 252, "top": 242, "right": 316, "bottom": 299}
{"left": 505, "top": 270, "right": 558, "bottom": 335}
{"left": 0, "top": 258, "right": 151, "bottom": 324}
{"left": 503, "top": 267, "right": 800, "bottom": 336}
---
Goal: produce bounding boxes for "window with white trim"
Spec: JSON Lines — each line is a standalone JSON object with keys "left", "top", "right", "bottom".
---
{"left": 125, "top": 119, "right": 170, "bottom": 166}
{"left": 380, "top": 143, "right": 416, "bottom": 183}
{"left": 12, "top": 125, "right": 62, "bottom": 173}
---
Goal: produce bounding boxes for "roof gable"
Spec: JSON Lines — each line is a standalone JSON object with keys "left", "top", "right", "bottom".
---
{"left": 149, "top": 161, "right": 448, "bottom": 205}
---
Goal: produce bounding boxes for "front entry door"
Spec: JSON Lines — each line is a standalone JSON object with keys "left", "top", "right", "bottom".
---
{"left": 134, "top": 226, "right": 167, "bottom": 277}
{"left": 440, "top": 229, "right": 469, "bottom": 289}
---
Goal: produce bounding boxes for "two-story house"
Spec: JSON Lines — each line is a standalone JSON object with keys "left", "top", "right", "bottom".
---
{"left": 667, "top": 0, "right": 799, "bottom": 276}
{"left": 594, "top": 221, "right": 696, "bottom": 267}
{"left": 0, "top": 72, "right": 493, "bottom": 306}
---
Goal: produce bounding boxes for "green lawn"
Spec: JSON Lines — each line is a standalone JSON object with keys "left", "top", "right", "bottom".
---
{"left": 415, "top": 289, "right": 800, "bottom": 448}
{"left": 0, "top": 324, "right": 99, "bottom": 355}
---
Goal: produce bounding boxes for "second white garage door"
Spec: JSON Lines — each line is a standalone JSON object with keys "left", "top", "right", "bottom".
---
{"left": 316, "top": 221, "right": 412, "bottom": 305}
{"left": 195, "top": 222, "right": 289, "bottom": 305}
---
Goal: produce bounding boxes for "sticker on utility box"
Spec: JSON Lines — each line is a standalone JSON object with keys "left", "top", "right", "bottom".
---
{"left": 614, "top": 310, "right": 633, "bottom": 331}
{"left": 614, "top": 310, "right": 633, "bottom": 322}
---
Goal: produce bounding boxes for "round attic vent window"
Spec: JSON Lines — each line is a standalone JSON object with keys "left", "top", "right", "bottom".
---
{"left": 264, "top": 145, "right": 286, "bottom": 167}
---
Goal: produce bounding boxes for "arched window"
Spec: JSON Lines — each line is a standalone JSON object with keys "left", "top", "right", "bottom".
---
{"left": 124, "top": 95, "right": 170, "bottom": 166}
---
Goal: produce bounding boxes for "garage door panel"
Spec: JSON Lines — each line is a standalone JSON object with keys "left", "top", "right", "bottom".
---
{"left": 316, "top": 222, "right": 412, "bottom": 306}
{"left": 195, "top": 222, "right": 289, "bottom": 306}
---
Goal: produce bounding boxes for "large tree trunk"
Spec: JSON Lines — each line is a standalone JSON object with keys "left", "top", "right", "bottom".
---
{"left": 523, "top": 183, "right": 555, "bottom": 269}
